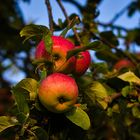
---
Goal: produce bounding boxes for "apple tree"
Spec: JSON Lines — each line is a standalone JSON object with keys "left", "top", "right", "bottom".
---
{"left": 1, "top": 0, "right": 140, "bottom": 140}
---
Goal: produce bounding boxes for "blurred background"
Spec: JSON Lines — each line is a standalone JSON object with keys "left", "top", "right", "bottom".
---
{"left": 0, "top": 0, "right": 140, "bottom": 87}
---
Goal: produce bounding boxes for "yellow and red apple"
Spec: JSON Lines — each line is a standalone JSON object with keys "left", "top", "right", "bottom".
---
{"left": 35, "top": 36, "right": 76, "bottom": 73}
{"left": 38, "top": 73, "right": 79, "bottom": 113}
{"left": 73, "top": 46, "right": 91, "bottom": 76}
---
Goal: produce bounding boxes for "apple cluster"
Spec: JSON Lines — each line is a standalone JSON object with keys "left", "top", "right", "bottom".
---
{"left": 35, "top": 36, "right": 91, "bottom": 113}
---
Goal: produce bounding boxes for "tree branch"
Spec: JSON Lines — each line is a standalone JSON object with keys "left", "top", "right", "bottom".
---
{"left": 45, "top": 0, "right": 54, "bottom": 33}
{"left": 56, "top": 0, "right": 82, "bottom": 46}
{"left": 96, "top": 21, "right": 128, "bottom": 32}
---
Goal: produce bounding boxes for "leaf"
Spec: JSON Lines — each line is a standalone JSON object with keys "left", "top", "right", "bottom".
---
{"left": 97, "top": 100, "right": 108, "bottom": 110}
{"left": 31, "top": 126, "right": 48, "bottom": 140}
{"left": 91, "top": 62, "right": 108, "bottom": 74}
{"left": 20, "top": 24, "right": 50, "bottom": 43}
{"left": 11, "top": 87, "right": 30, "bottom": 116}
{"left": 118, "top": 71, "right": 140, "bottom": 85}
{"left": 121, "top": 86, "right": 132, "bottom": 97}
{"left": 65, "top": 107, "right": 90, "bottom": 130}
{"left": 0, "top": 116, "right": 19, "bottom": 133}
{"left": 67, "top": 41, "right": 101, "bottom": 60}
{"left": 15, "top": 78, "right": 38, "bottom": 100}
{"left": 132, "top": 106, "right": 140, "bottom": 119}
{"left": 100, "top": 31, "right": 119, "bottom": 46}
{"left": 90, "top": 81, "right": 108, "bottom": 99}
{"left": 86, "top": 81, "right": 108, "bottom": 109}
{"left": 60, "top": 14, "right": 80, "bottom": 37}
{"left": 42, "top": 33, "right": 53, "bottom": 54}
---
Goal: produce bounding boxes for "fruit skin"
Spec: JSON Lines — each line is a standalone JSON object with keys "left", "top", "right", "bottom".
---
{"left": 114, "top": 59, "right": 135, "bottom": 71}
{"left": 38, "top": 73, "right": 79, "bottom": 113}
{"left": 73, "top": 46, "right": 91, "bottom": 76}
{"left": 35, "top": 36, "right": 76, "bottom": 74}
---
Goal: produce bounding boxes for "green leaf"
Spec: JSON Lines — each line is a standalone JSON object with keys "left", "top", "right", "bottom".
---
{"left": 15, "top": 78, "right": 38, "bottom": 100}
{"left": 66, "top": 41, "right": 101, "bottom": 60}
{"left": 31, "top": 126, "right": 48, "bottom": 140}
{"left": 11, "top": 87, "right": 30, "bottom": 116}
{"left": 91, "top": 62, "right": 108, "bottom": 74}
{"left": 118, "top": 71, "right": 140, "bottom": 85}
{"left": 100, "top": 31, "right": 119, "bottom": 46}
{"left": 90, "top": 81, "right": 108, "bottom": 99}
{"left": 65, "top": 107, "right": 90, "bottom": 130}
{"left": 20, "top": 24, "right": 50, "bottom": 43}
{"left": 86, "top": 81, "right": 108, "bottom": 109}
{"left": 121, "top": 86, "right": 132, "bottom": 97}
{"left": 132, "top": 106, "right": 140, "bottom": 119}
{"left": 0, "top": 116, "right": 19, "bottom": 133}
{"left": 42, "top": 33, "right": 53, "bottom": 54}
{"left": 60, "top": 14, "right": 80, "bottom": 37}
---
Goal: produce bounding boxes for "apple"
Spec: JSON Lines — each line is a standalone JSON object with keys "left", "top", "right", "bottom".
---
{"left": 73, "top": 46, "right": 91, "bottom": 76}
{"left": 38, "top": 73, "right": 79, "bottom": 113}
{"left": 35, "top": 36, "right": 76, "bottom": 74}
{"left": 114, "top": 59, "right": 135, "bottom": 71}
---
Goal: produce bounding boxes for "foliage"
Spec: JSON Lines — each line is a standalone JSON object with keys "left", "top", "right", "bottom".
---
{"left": 1, "top": 0, "right": 140, "bottom": 140}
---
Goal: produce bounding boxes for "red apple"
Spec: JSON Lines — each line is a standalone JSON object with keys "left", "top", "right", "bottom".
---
{"left": 38, "top": 73, "right": 79, "bottom": 113}
{"left": 73, "top": 46, "right": 91, "bottom": 76}
{"left": 35, "top": 36, "right": 76, "bottom": 73}
{"left": 114, "top": 59, "right": 135, "bottom": 71}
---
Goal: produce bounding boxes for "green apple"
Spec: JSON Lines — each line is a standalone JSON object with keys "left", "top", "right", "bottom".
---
{"left": 35, "top": 36, "right": 76, "bottom": 73}
{"left": 73, "top": 46, "right": 91, "bottom": 76}
{"left": 38, "top": 73, "right": 79, "bottom": 113}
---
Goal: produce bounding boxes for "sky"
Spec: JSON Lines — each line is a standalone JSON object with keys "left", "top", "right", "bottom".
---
{"left": 3, "top": 0, "right": 140, "bottom": 84}
{"left": 18, "top": 0, "right": 139, "bottom": 28}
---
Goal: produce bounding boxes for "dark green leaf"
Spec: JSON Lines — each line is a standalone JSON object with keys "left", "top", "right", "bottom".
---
{"left": 11, "top": 87, "right": 30, "bottom": 116}
{"left": 67, "top": 41, "right": 101, "bottom": 60}
{"left": 100, "top": 31, "right": 119, "bottom": 46}
{"left": 65, "top": 107, "right": 90, "bottom": 130}
{"left": 95, "top": 50, "right": 119, "bottom": 62}
{"left": 20, "top": 24, "right": 50, "bottom": 43}
{"left": 91, "top": 62, "right": 108, "bottom": 74}
{"left": 31, "top": 126, "right": 48, "bottom": 140}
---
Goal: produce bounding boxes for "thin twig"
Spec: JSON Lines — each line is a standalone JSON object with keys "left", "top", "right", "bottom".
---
{"left": 56, "top": 0, "right": 82, "bottom": 46}
{"left": 45, "top": 0, "right": 54, "bottom": 33}
{"left": 96, "top": 21, "right": 128, "bottom": 32}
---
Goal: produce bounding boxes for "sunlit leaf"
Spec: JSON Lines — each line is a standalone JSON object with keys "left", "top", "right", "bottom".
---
{"left": 65, "top": 107, "right": 90, "bottom": 130}
{"left": 20, "top": 24, "right": 50, "bottom": 43}
{"left": 121, "top": 86, "right": 132, "bottom": 97}
{"left": 0, "top": 116, "right": 19, "bottom": 133}
{"left": 86, "top": 81, "right": 108, "bottom": 109}
{"left": 15, "top": 78, "right": 38, "bottom": 100}
{"left": 118, "top": 71, "right": 140, "bottom": 85}
{"left": 42, "top": 33, "right": 52, "bottom": 54}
